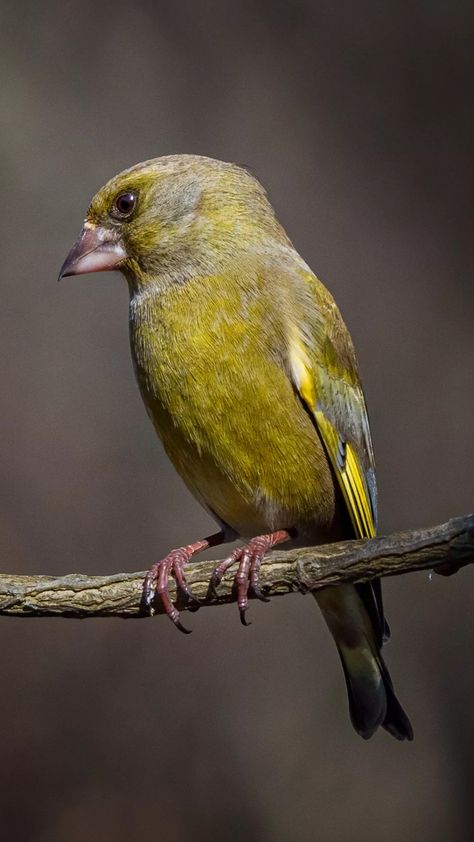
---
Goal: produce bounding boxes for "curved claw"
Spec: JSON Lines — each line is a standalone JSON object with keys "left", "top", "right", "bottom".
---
{"left": 178, "top": 583, "right": 201, "bottom": 611}
{"left": 144, "top": 590, "right": 155, "bottom": 613}
{"left": 239, "top": 607, "right": 251, "bottom": 627}
{"left": 174, "top": 617, "right": 193, "bottom": 635}
{"left": 167, "top": 602, "right": 193, "bottom": 634}
{"left": 186, "top": 597, "right": 201, "bottom": 613}
{"left": 143, "top": 572, "right": 158, "bottom": 614}
{"left": 207, "top": 571, "right": 222, "bottom": 602}
{"left": 251, "top": 584, "right": 271, "bottom": 603}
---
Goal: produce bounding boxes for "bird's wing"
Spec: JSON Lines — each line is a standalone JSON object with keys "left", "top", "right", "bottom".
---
{"left": 287, "top": 272, "right": 377, "bottom": 538}
{"left": 286, "top": 271, "right": 388, "bottom": 646}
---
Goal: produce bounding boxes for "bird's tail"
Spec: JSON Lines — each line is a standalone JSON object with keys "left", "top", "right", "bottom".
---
{"left": 313, "top": 584, "right": 413, "bottom": 741}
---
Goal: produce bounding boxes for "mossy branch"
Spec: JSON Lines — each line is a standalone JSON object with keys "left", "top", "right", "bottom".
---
{"left": 0, "top": 515, "right": 472, "bottom": 619}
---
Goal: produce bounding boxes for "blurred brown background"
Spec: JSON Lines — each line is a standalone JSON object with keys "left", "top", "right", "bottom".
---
{"left": 0, "top": 1, "right": 473, "bottom": 840}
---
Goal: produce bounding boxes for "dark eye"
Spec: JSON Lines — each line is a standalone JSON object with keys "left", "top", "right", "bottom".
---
{"left": 113, "top": 191, "right": 137, "bottom": 218}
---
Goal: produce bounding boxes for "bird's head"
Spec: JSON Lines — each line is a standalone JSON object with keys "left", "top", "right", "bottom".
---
{"left": 59, "top": 155, "right": 287, "bottom": 292}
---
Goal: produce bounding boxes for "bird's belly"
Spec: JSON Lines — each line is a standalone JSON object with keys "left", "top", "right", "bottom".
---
{"left": 143, "top": 386, "right": 339, "bottom": 541}
{"left": 130, "top": 297, "right": 341, "bottom": 542}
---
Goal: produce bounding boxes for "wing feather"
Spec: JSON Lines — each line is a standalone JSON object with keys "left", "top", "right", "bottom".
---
{"left": 287, "top": 281, "right": 387, "bottom": 644}
{"left": 288, "top": 306, "right": 376, "bottom": 540}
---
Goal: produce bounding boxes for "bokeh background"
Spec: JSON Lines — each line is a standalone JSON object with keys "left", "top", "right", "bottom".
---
{"left": 0, "top": 2, "right": 473, "bottom": 840}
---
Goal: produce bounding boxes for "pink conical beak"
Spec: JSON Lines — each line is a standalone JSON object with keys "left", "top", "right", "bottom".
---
{"left": 58, "top": 225, "right": 127, "bottom": 280}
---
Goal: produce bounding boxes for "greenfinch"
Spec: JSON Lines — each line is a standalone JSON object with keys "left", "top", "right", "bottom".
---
{"left": 59, "top": 155, "right": 413, "bottom": 741}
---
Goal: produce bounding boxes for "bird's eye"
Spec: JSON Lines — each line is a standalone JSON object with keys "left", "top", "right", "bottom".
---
{"left": 113, "top": 192, "right": 137, "bottom": 219}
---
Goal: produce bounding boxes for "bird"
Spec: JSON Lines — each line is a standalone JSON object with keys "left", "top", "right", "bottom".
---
{"left": 59, "top": 154, "right": 413, "bottom": 741}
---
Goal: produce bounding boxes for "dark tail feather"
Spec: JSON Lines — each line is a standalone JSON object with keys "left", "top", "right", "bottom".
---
{"left": 338, "top": 642, "right": 413, "bottom": 741}
{"left": 337, "top": 644, "right": 387, "bottom": 739}
{"left": 314, "top": 584, "right": 413, "bottom": 741}
{"left": 379, "top": 658, "right": 414, "bottom": 741}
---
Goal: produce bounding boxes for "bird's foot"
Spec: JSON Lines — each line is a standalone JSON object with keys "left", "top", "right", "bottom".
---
{"left": 143, "top": 532, "right": 224, "bottom": 633}
{"left": 208, "top": 530, "right": 291, "bottom": 626}
{"left": 143, "top": 547, "right": 197, "bottom": 633}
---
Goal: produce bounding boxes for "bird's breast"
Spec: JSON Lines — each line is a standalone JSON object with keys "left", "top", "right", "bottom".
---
{"left": 128, "top": 276, "right": 338, "bottom": 539}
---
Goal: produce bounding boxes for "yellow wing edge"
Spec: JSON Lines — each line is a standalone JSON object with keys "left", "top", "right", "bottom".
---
{"left": 289, "top": 335, "right": 375, "bottom": 540}
{"left": 314, "top": 410, "right": 375, "bottom": 540}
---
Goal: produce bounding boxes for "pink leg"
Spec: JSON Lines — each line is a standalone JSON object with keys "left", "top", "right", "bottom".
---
{"left": 209, "top": 530, "right": 291, "bottom": 625}
{"left": 143, "top": 531, "right": 225, "bottom": 633}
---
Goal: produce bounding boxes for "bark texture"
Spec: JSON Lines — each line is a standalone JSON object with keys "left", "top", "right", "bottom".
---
{"left": 0, "top": 515, "right": 472, "bottom": 619}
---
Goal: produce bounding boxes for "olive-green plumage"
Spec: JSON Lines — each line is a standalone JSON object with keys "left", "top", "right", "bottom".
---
{"left": 62, "top": 154, "right": 412, "bottom": 740}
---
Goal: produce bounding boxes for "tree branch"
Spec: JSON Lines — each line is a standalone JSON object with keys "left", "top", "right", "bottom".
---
{"left": 0, "top": 515, "right": 472, "bottom": 619}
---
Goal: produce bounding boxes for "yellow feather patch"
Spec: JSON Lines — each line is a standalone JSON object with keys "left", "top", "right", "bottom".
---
{"left": 314, "top": 410, "right": 375, "bottom": 539}
{"left": 289, "top": 335, "right": 375, "bottom": 540}
{"left": 345, "top": 443, "right": 376, "bottom": 538}
{"left": 289, "top": 331, "right": 375, "bottom": 538}
{"left": 288, "top": 333, "right": 316, "bottom": 410}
